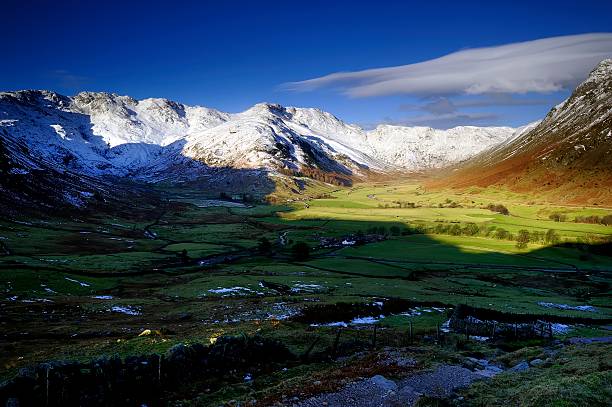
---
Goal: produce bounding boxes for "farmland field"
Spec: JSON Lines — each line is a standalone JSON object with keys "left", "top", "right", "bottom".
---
{"left": 1, "top": 179, "right": 611, "bottom": 405}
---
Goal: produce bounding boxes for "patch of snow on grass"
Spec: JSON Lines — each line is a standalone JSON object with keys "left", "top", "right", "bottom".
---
{"left": 110, "top": 305, "right": 141, "bottom": 316}
{"left": 291, "top": 283, "right": 323, "bottom": 293}
{"left": 538, "top": 302, "right": 597, "bottom": 313}
{"left": 208, "top": 286, "right": 254, "bottom": 296}
{"left": 64, "top": 277, "right": 91, "bottom": 287}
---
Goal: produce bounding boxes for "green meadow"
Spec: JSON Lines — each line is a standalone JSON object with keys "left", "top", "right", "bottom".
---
{"left": 1, "top": 179, "right": 611, "bottom": 404}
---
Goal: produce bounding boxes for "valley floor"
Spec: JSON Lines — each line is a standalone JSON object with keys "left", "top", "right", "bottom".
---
{"left": 1, "top": 179, "right": 611, "bottom": 405}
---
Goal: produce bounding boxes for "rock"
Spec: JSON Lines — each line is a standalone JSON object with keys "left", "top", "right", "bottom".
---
{"left": 509, "top": 361, "right": 529, "bottom": 372}
{"left": 465, "top": 357, "right": 489, "bottom": 370}
{"left": 475, "top": 365, "right": 504, "bottom": 378}
{"left": 369, "top": 375, "right": 397, "bottom": 392}
{"left": 529, "top": 358, "right": 544, "bottom": 367}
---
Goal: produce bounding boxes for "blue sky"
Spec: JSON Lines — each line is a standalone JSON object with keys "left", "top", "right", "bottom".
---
{"left": 3, "top": 0, "right": 611, "bottom": 128}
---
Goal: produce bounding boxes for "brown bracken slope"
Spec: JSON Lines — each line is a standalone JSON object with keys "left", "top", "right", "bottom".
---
{"left": 427, "top": 59, "right": 612, "bottom": 206}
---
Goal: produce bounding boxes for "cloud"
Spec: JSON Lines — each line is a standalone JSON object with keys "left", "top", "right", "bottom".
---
{"left": 400, "top": 95, "right": 555, "bottom": 115}
{"left": 284, "top": 33, "right": 612, "bottom": 97}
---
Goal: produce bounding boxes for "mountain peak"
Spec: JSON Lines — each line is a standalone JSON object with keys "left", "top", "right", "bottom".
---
{"left": 582, "top": 58, "right": 612, "bottom": 86}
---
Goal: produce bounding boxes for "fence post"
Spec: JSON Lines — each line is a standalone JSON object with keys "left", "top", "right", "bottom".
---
{"left": 158, "top": 354, "right": 162, "bottom": 386}
{"left": 548, "top": 323, "right": 553, "bottom": 339}
{"left": 46, "top": 365, "right": 50, "bottom": 407}
{"left": 332, "top": 328, "right": 342, "bottom": 358}
{"left": 409, "top": 322, "right": 413, "bottom": 345}
{"left": 372, "top": 325, "right": 377, "bottom": 349}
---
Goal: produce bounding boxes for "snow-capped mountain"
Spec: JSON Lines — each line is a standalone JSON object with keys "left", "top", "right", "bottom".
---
{"left": 366, "top": 125, "right": 513, "bottom": 170}
{"left": 0, "top": 90, "right": 513, "bottom": 183}
{"left": 433, "top": 59, "right": 612, "bottom": 205}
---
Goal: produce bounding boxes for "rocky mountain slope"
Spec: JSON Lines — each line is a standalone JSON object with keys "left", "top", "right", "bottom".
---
{"left": 0, "top": 91, "right": 513, "bottom": 184}
{"left": 430, "top": 59, "right": 612, "bottom": 205}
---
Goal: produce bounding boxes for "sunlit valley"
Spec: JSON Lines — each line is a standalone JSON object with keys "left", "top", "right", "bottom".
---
{"left": 1, "top": 2, "right": 611, "bottom": 406}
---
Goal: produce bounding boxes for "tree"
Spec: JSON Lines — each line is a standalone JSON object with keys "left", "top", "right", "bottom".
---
{"left": 545, "top": 229, "right": 560, "bottom": 244}
{"left": 494, "top": 228, "right": 509, "bottom": 240}
{"left": 487, "top": 203, "right": 509, "bottom": 215}
{"left": 462, "top": 223, "right": 480, "bottom": 236}
{"left": 549, "top": 213, "right": 567, "bottom": 222}
{"left": 516, "top": 229, "right": 530, "bottom": 249}
{"left": 449, "top": 224, "right": 462, "bottom": 236}
{"left": 291, "top": 242, "right": 310, "bottom": 261}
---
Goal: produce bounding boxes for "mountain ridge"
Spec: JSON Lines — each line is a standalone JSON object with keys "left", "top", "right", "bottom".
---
{"left": 0, "top": 90, "right": 514, "bottom": 184}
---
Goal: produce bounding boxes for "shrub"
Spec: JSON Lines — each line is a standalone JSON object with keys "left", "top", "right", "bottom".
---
{"left": 389, "top": 225, "right": 401, "bottom": 236}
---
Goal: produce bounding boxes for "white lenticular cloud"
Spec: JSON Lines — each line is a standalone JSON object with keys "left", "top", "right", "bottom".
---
{"left": 285, "top": 33, "right": 612, "bottom": 97}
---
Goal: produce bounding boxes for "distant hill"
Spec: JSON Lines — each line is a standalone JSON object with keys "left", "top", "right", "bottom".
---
{"left": 428, "top": 59, "right": 612, "bottom": 206}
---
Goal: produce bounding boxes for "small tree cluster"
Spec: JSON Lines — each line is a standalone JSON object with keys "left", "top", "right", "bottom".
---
{"left": 545, "top": 229, "right": 560, "bottom": 244}
{"left": 392, "top": 201, "right": 416, "bottom": 208}
{"left": 487, "top": 203, "right": 509, "bottom": 215}
{"left": 574, "top": 215, "right": 612, "bottom": 226}
{"left": 516, "top": 229, "right": 530, "bottom": 249}
{"left": 549, "top": 213, "right": 567, "bottom": 222}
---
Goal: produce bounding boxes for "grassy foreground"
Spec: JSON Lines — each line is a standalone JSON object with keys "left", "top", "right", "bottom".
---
{"left": 1, "top": 179, "right": 611, "bottom": 404}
